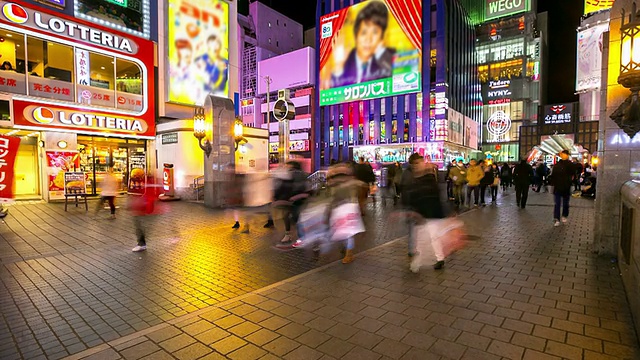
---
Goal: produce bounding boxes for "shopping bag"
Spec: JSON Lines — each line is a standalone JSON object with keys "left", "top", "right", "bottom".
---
{"left": 298, "top": 200, "right": 329, "bottom": 241}
{"left": 431, "top": 218, "right": 467, "bottom": 258}
{"left": 329, "top": 202, "right": 365, "bottom": 241}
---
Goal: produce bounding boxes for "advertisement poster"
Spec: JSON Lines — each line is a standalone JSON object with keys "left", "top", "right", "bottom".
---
{"left": 46, "top": 151, "right": 80, "bottom": 200}
{"left": 75, "top": 0, "right": 149, "bottom": 38}
{"left": 414, "top": 142, "right": 444, "bottom": 164}
{"left": 168, "top": 0, "right": 230, "bottom": 105}
{"left": 465, "top": 117, "right": 479, "bottom": 150}
{"left": 584, "top": 0, "right": 615, "bottom": 15}
{"left": 447, "top": 109, "right": 464, "bottom": 145}
{"left": 576, "top": 24, "right": 608, "bottom": 92}
{"left": 128, "top": 150, "right": 146, "bottom": 194}
{"left": 0, "top": 135, "right": 21, "bottom": 201}
{"left": 319, "top": 0, "right": 422, "bottom": 105}
{"left": 64, "top": 172, "right": 87, "bottom": 195}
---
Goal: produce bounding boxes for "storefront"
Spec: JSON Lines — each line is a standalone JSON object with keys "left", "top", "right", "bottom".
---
{"left": 0, "top": 2, "right": 156, "bottom": 201}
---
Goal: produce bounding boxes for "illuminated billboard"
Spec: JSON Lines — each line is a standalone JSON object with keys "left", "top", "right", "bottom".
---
{"left": 485, "top": 0, "right": 530, "bottom": 21}
{"left": 75, "top": 0, "right": 150, "bottom": 38}
{"left": 584, "top": 0, "right": 615, "bottom": 16}
{"left": 168, "top": 0, "right": 229, "bottom": 105}
{"left": 576, "top": 23, "right": 608, "bottom": 92}
{"left": 319, "top": 0, "right": 422, "bottom": 106}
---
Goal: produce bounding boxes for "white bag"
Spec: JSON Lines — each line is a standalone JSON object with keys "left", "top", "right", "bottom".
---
{"left": 299, "top": 200, "right": 329, "bottom": 241}
{"left": 329, "top": 202, "right": 365, "bottom": 241}
{"left": 410, "top": 218, "right": 465, "bottom": 273}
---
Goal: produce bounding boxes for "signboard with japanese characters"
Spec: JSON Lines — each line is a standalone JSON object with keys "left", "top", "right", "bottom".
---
{"left": 75, "top": 49, "right": 91, "bottom": 87}
{"left": 0, "top": 71, "right": 26, "bottom": 95}
{"left": 543, "top": 103, "right": 575, "bottom": 125}
{"left": 0, "top": 135, "right": 21, "bottom": 201}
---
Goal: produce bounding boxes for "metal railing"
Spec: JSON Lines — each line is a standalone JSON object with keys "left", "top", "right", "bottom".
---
{"left": 193, "top": 175, "right": 205, "bottom": 201}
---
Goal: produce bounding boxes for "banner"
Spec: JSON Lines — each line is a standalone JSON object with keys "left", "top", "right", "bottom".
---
{"left": 584, "top": 0, "right": 615, "bottom": 16}
{"left": 319, "top": 0, "right": 422, "bottom": 106}
{"left": 168, "top": 0, "right": 230, "bottom": 105}
{"left": 0, "top": 135, "right": 21, "bottom": 201}
{"left": 576, "top": 24, "right": 608, "bottom": 92}
{"left": 46, "top": 151, "right": 80, "bottom": 200}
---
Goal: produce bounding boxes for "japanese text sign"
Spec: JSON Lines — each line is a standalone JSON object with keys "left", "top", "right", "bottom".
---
{"left": 0, "top": 135, "right": 21, "bottom": 200}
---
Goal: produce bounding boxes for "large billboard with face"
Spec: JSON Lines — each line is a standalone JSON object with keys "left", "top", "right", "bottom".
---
{"left": 576, "top": 23, "right": 608, "bottom": 92}
{"left": 319, "top": 0, "right": 422, "bottom": 106}
{"left": 168, "top": 0, "right": 229, "bottom": 105}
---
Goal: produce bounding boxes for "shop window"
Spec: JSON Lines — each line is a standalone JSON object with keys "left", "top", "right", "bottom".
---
{"left": 89, "top": 53, "right": 114, "bottom": 90}
{"left": 27, "top": 37, "right": 74, "bottom": 101}
{"left": 115, "top": 59, "right": 144, "bottom": 111}
{"left": 0, "top": 30, "right": 27, "bottom": 94}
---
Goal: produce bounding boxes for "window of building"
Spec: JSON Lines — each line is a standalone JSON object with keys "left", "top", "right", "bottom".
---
{"left": 277, "top": 20, "right": 279, "bottom": 26}
{"left": 276, "top": 41, "right": 279, "bottom": 47}
{"left": 89, "top": 53, "right": 114, "bottom": 90}
{"left": 115, "top": 59, "right": 142, "bottom": 95}
{"left": 27, "top": 37, "right": 74, "bottom": 101}
{"left": 268, "top": 38, "right": 271, "bottom": 44}
{"left": 268, "top": 22, "right": 271, "bottom": 28}
{"left": 284, "top": 22, "right": 287, "bottom": 27}
{"left": 0, "top": 30, "right": 25, "bottom": 74}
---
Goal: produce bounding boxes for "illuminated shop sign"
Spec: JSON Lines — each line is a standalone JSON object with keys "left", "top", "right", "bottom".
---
{"left": 487, "top": 80, "right": 511, "bottom": 98}
{"left": 269, "top": 140, "right": 310, "bottom": 153}
{"left": 486, "top": 110, "right": 512, "bottom": 143}
{"left": 0, "top": 2, "right": 138, "bottom": 54}
{"left": 486, "top": 0, "right": 530, "bottom": 21}
{"left": 543, "top": 103, "right": 573, "bottom": 125}
{"left": 75, "top": 0, "right": 150, "bottom": 39}
{"left": 13, "top": 100, "right": 154, "bottom": 138}
{"left": 584, "top": 0, "right": 615, "bottom": 16}
{"left": 35, "top": 0, "right": 65, "bottom": 8}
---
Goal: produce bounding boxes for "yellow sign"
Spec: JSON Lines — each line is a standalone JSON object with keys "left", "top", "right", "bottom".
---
{"left": 584, "top": 0, "right": 615, "bottom": 15}
{"left": 168, "top": 0, "right": 229, "bottom": 105}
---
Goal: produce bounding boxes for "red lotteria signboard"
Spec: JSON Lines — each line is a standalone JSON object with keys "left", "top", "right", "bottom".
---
{"left": 13, "top": 100, "right": 155, "bottom": 138}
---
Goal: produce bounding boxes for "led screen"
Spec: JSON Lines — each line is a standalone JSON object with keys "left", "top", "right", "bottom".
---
{"left": 167, "top": 0, "right": 229, "bottom": 105}
{"left": 75, "top": 0, "right": 150, "bottom": 38}
{"left": 319, "top": 0, "right": 422, "bottom": 106}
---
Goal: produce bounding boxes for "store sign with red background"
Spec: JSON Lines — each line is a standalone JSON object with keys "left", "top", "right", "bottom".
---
{"left": 0, "top": 1, "right": 155, "bottom": 138}
{"left": 0, "top": 135, "right": 21, "bottom": 200}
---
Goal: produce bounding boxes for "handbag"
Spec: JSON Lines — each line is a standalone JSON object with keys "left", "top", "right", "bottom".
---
{"left": 329, "top": 202, "right": 365, "bottom": 241}
{"left": 492, "top": 177, "right": 500, "bottom": 186}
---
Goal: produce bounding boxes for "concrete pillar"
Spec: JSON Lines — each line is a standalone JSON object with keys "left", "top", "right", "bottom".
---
{"left": 203, "top": 95, "right": 236, "bottom": 208}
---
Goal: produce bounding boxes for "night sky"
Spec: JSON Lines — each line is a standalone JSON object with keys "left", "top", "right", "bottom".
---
{"left": 250, "top": 0, "right": 584, "bottom": 106}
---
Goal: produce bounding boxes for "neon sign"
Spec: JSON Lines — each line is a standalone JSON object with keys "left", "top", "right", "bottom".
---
{"left": 486, "top": 111, "right": 512, "bottom": 142}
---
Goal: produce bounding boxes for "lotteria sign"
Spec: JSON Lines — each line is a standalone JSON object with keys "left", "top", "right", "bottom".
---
{"left": 13, "top": 100, "right": 155, "bottom": 138}
{"left": 485, "top": 0, "right": 530, "bottom": 20}
{"left": 0, "top": 1, "right": 138, "bottom": 54}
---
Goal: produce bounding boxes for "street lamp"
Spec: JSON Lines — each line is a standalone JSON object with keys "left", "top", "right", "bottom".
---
{"left": 193, "top": 106, "right": 212, "bottom": 157}
{"left": 234, "top": 117, "right": 247, "bottom": 151}
{"left": 612, "top": 2, "right": 640, "bottom": 137}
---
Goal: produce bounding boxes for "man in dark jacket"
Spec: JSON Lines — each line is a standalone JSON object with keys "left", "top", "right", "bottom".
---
{"left": 549, "top": 150, "right": 574, "bottom": 226}
{"left": 354, "top": 157, "right": 375, "bottom": 215}
{"left": 512, "top": 159, "right": 534, "bottom": 209}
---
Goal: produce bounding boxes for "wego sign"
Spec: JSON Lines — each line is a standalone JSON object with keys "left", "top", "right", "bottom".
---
{"left": 485, "top": 0, "right": 530, "bottom": 20}
{"left": 0, "top": 2, "right": 138, "bottom": 54}
{"left": 13, "top": 100, "right": 153, "bottom": 138}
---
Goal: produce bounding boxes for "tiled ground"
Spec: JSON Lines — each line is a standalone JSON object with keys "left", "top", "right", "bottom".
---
{"left": 0, "top": 194, "right": 408, "bottom": 360}
{"left": 65, "top": 191, "right": 640, "bottom": 360}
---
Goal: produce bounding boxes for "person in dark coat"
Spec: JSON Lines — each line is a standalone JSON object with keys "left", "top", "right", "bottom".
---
{"left": 354, "top": 157, "right": 375, "bottom": 215}
{"left": 549, "top": 150, "right": 574, "bottom": 226}
{"left": 500, "top": 162, "right": 512, "bottom": 191}
{"left": 402, "top": 153, "right": 447, "bottom": 269}
{"left": 512, "top": 159, "right": 534, "bottom": 209}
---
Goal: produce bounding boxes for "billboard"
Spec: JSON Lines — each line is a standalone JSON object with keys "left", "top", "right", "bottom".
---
{"left": 448, "top": 109, "right": 464, "bottom": 145}
{"left": 464, "top": 117, "right": 479, "bottom": 150}
{"left": 168, "top": 0, "right": 229, "bottom": 105}
{"left": 543, "top": 103, "right": 575, "bottom": 125}
{"left": 75, "top": 0, "right": 150, "bottom": 38}
{"left": 576, "top": 23, "right": 608, "bottom": 92}
{"left": 584, "top": 0, "right": 615, "bottom": 15}
{"left": 319, "top": 0, "right": 422, "bottom": 106}
{"left": 485, "top": 0, "right": 530, "bottom": 21}
{"left": 257, "top": 48, "right": 316, "bottom": 94}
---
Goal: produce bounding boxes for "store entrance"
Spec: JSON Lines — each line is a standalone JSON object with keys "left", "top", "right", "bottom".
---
{"left": 77, "top": 136, "right": 147, "bottom": 195}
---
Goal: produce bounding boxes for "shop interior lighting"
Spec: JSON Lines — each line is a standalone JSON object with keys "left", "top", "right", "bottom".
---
{"left": 57, "top": 140, "right": 68, "bottom": 149}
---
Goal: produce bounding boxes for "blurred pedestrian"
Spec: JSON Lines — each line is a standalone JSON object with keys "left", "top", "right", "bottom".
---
{"left": 326, "top": 162, "right": 363, "bottom": 263}
{"left": 446, "top": 159, "right": 457, "bottom": 200}
{"left": 274, "top": 161, "right": 309, "bottom": 246}
{"left": 354, "top": 156, "right": 375, "bottom": 215}
{"left": 402, "top": 153, "right": 447, "bottom": 269}
{"left": 466, "top": 159, "right": 484, "bottom": 207}
{"left": 490, "top": 163, "right": 500, "bottom": 204}
{"left": 549, "top": 150, "right": 574, "bottom": 226}
{"left": 131, "top": 180, "right": 159, "bottom": 252}
{"left": 513, "top": 159, "right": 534, "bottom": 209}
{"left": 96, "top": 168, "right": 117, "bottom": 219}
{"left": 500, "top": 162, "right": 512, "bottom": 192}
{"left": 448, "top": 158, "right": 467, "bottom": 208}
{"left": 393, "top": 161, "right": 403, "bottom": 204}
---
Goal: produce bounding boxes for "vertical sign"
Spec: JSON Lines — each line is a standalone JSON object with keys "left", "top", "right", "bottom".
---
{"left": 0, "top": 135, "right": 21, "bottom": 201}
{"left": 75, "top": 49, "right": 90, "bottom": 86}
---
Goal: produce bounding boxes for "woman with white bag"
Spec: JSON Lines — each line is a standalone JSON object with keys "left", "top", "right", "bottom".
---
{"left": 326, "top": 162, "right": 366, "bottom": 264}
{"left": 401, "top": 153, "right": 450, "bottom": 270}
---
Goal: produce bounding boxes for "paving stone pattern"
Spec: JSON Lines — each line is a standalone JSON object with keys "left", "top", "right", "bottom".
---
{"left": 63, "top": 192, "right": 640, "bottom": 360}
{"left": 0, "top": 196, "right": 406, "bottom": 360}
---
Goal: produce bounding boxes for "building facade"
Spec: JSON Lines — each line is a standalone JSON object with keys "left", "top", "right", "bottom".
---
{"left": 0, "top": 0, "right": 158, "bottom": 201}
{"left": 315, "top": 0, "right": 480, "bottom": 170}
{"left": 473, "top": 1, "right": 547, "bottom": 163}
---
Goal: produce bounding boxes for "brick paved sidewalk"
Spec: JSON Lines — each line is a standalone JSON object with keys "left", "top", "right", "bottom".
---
{"left": 63, "top": 192, "right": 640, "bottom": 360}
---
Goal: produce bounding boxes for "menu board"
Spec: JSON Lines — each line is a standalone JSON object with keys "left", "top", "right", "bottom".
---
{"left": 64, "top": 172, "right": 87, "bottom": 195}
{"left": 46, "top": 151, "right": 80, "bottom": 200}
{"left": 128, "top": 150, "right": 146, "bottom": 194}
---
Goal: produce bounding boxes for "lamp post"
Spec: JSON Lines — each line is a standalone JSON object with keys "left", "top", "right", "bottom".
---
{"left": 193, "top": 107, "right": 212, "bottom": 157}
{"left": 612, "top": 2, "right": 640, "bottom": 138}
{"left": 234, "top": 117, "right": 247, "bottom": 151}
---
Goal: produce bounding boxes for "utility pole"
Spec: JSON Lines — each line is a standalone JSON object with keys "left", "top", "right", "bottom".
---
{"left": 263, "top": 75, "right": 288, "bottom": 165}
